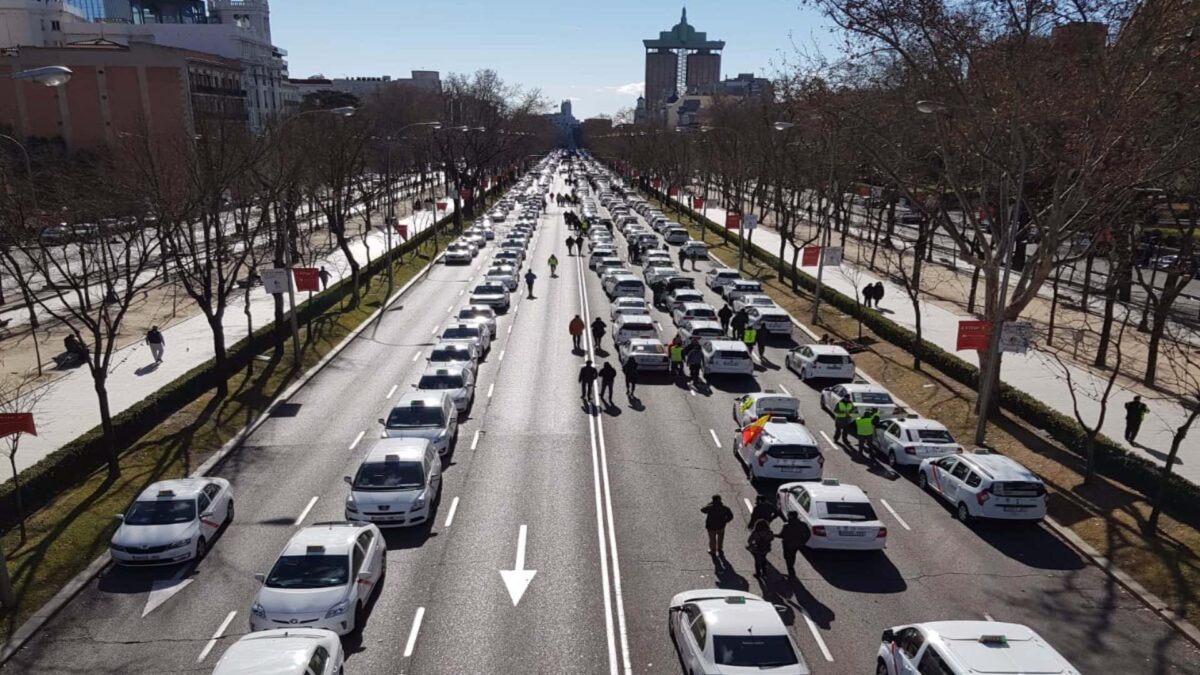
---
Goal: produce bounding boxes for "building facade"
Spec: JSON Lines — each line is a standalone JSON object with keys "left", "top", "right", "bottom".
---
{"left": 289, "top": 70, "right": 443, "bottom": 101}
{"left": 642, "top": 8, "right": 723, "bottom": 108}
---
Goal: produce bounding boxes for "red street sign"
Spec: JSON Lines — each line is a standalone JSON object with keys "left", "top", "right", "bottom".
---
{"left": 693, "top": 197, "right": 705, "bottom": 210}
{"left": 801, "top": 246, "right": 821, "bottom": 266}
{"left": 651, "top": 178, "right": 662, "bottom": 189}
{"left": 667, "top": 186, "right": 679, "bottom": 197}
{"left": 393, "top": 223, "right": 409, "bottom": 240}
{"left": 725, "top": 213, "right": 741, "bottom": 230}
{"left": 0, "top": 413, "right": 36, "bottom": 438}
{"left": 437, "top": 201, "right": 448, "bottom": 212}
{"left": 292, "top": 268, "right": 320, "bottom": 292}
{"left": 956, "top": 320, "right": 992, "bottom": 351}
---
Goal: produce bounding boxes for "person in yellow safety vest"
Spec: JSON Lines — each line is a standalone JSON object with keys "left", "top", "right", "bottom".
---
{"left": 548, "top": 254, "right": 559, "bottom": 277}
{"left": 832, "top": 395, "right": 855, "bottom": 444}
{"left": 669, "top": 342, "right": 685, "bottom": 376}
{"left": 853, "top": 410, "right": 877, "bottom": 455}
{"left": 742, "top": 326, "right": 758, "bottom": 357}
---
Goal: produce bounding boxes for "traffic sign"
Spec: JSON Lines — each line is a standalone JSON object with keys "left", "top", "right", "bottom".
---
{"left": 293, "top": 268, "right": 320, "bottom": 292}
{"left": 261, "top": 268, "right": 290, "bottom": 294}
{"left": 0, "top": 413, "right": 36, "bottom": 438}
{"left": 802, "top": 246, "right": 821, "bottom": 266}
{"left": 744, "top": 214, "right": 758, "bottom": 231}
{"left": 956, "top": 321, "right": 992, "bottom": 351}
{"left": 823, "top": 247, "right": 843, "bottom": 266}
{"left": 1000, "top": 321, "right": 1033, "bottom": 354}
{"left": 725, "top": 213, "right": 741, "bottom": 230}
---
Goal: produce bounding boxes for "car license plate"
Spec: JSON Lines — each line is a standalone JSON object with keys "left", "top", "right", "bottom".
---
{"left": 132, "top": 555, "right": 152, "bottom": 560}
{"left": 837, "top": 528, "right": 865, "bottom": 537}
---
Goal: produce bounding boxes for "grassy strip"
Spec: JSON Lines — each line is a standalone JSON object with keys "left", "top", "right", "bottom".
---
{"left": 653, "top": 194, "right": 1200, "bottom": 632}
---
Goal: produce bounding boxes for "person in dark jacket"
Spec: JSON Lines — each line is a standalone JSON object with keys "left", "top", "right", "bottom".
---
{"left": 565, "top": 236, "right": 576, "bottom": 256}
{"left": 748, "top": 495, "right": 779, "bottom": 530}
{"left": 776, "top": 512, "right": 811, "bottom": 578}
{"left": 684, "top": 340, "right": 704, "bottom": 384}
{"left": 701, "top": 495, "right": 735, "bottom": 555}
{"left": 730, "top": 308, "right": 749, "bottom": 340}
{"left": 862, "top": 283, "right": 876, "bottom": 308}
{"left": 747, "top": 520, "right": 774, "bottom": 577}
{"left": 591, "top": 318, "right": 607, "bottom": 348}
{"left": 598, "top": 362, "right": 617, "bottom": 403}
{"left": 622, "top": 358, "right": 639, "bottom": 397}
{"left": 1125, "top": 395, "right": 1149, "bottom": 443}
{"left": 578, "top": 361, "right": 598, "bottom": 400}
{"left": 873, "top": 282, "right": 886, "bottom": 307}
{"left": 524, "top": 269, "right": 537, "bottom": 298}
{"left": 718, "top": 304, "right": 733, "bottom": 335}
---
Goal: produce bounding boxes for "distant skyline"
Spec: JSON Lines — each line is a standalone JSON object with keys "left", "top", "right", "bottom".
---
{"left": 272, "top": 1, "right": 832, "bottom": 119}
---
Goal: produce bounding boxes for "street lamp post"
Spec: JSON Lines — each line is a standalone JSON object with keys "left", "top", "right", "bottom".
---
{"left": 375, "top": 121, "right": 440, "bottom": 297}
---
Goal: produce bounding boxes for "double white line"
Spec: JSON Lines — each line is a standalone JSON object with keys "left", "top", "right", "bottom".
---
{"left": 575, "top": 239, "right": 632, "bottom": 675}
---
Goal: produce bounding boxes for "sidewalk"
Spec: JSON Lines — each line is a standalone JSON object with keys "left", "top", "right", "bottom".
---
{"left": 0, "top": 201, "right": 456, "bottom": 480}
{"left": 670, "top": 195, "right": 1200, "bottom": 485}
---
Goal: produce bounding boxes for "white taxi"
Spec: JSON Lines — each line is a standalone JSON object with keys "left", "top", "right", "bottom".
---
{"left": 787, "top": 344, "right": 855, "bottom": 381}
{"left": 877, "top": 621, "right": 1079, "bottom": 675}
{"left": 705, "top": 268, "right": 741, "bottom": 292}
{"left": 427, "top": 341, "right": 480, "bottom": 376}
{"left": 875, "top": 416, "right": 963, "bottom": 468}
{"left": 918, "top": 450, "right": 1047, "bottom": 523}
{"left": 469, "top": 282, "right": 511, "bottom": 313}
{"left": 669, "top": 590, "right": 810, "bottom": 675}
{"left": 613, "top": 313, "right": 657, "bottom": 344}
{"left": 732, "top": 391, "right": 804, "bottom": 427}
{"left": 671, "top": 302, "right": 719, "bottom": 326}
{"left": 456, "top": 304, "right": 497, "bottom": 337}
{"left": 250, "top": 522, "right": 385, "bottom": 636}
{"left": 415, "top": 364, "right": 475, "bottom": 414}
{"left": 610, "top": 297, "right": 649, "bottom": 320}
{"left": 211, "top": 629, "right": 343, "bottom": 675}
{"left": 485, "top": 265, "right": 519, "bottom": 291}
{"left": 441, "top": 322, "right": 491, "bottom": 355}
{"left": 618, "top": 337, "right": 669, "bottom": 371}
{"left": 679, "top": 319, "right": 725, "bottom": 343}
{"left": 776, "top": 479, "right": 887, "bottom": 550}
{"left": 732, "top": 293, "right": 777, "bottom": 312}
{"left": 820, "top": 383, "right": 903, "bottom": 418}
{"left": 746, "top": 305, "right": 792, "bottom": 335}
{"left": 701, "top": 339, "right": 753, "bottom": 375}
{"left": 381, "top": 392, "right": 458, "bottom": 455}
{"left": 345, "top": 438, "right": 442, "bottom": 528}
{"left": 666, "top": 288, "right": 705, "bottom": 313}
{"left": 110, "top": 478, "right": 233, "bottom": 566}
{"left": 734, "top": 419, "right": 824, "bottom": 483}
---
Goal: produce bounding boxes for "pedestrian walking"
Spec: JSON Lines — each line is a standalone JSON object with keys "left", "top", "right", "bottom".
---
{"left": 677, "top": 247, "right": 687, "bottom": 271}
{"left": 776, "top": 512, "right": 811, "bottom": 578}
{"left": 548, "top": 254, "right": 559, "bottom": 277}
{"left": 701, "top": 495, "right": 735, "bottom": 555}
{"left": 854, "top": 410, "right": 877, "bottom": 455}
{"left": 832, "top": 395, "right": 855, "bottom": 443}
{"left": 1125, "top": 395, "right": 1150, "bottom": 443}
{"left": 747, "top": 520, "right": 774, "bottom": 578}
{"left": 742, "top": 324, "right": 759, "bottom": 360}
{"left": 578, "top": 360, "right": 598, "bottom": 400}
{"left": 622, "top": 357, "right": 639, "bottom": 397}
{"left": 598, "top": 362, "right": 617, "bottom": 403}
{"left": 565, "top": 236, "right": 575, "bottom": 256}
{"left": 685, "top": 340, "right": 704, "bottom": 384}
{"left": 669, "top": 339, "right": 685, "bottom": 376}
{"left": 318, "top": 266, "right": 331, "bottom": 291}
{"left": 748, "top": 495, "right": 779, "bottom": 530}
{"left": 718, "top": 305, "right": 733, "bottom": 335}
{"left": 873, "top": 282, "right": 886, "bottom": 308}
{"left": 146, "top": 325, "right": 165, "bottom": 363}
{"left": 591, "top": 317, "right": 607, "bottom": 348}
{"left": 569, "top": 315, "right": 586, "bottom": 351}
{"left": 752, "top": 322, "right": 767, "bottom": 359}
{"left": 861, "top": 284, "right": 875, "bottom": 308}
{"left": 731, "top": 308, "right": 748, "bottom": 340}
{"left": 524, "top": 269, "right": 537, "bottom": 298}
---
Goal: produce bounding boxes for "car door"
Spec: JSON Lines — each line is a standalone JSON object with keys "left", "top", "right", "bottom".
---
{"left": 206, "top": 482, "right": 230, "bottom": 525}
{"left": 876, "top": 421, "right": 901, "bottom": 454}
{"left": 196, "top": 492, "right": 217, "bottom": 539}
{"left": 887, "top": 627, "right": 924, "bottom": 675}
{"left": 946, "top": 460, "right": 972, "bottom": 504}
{"left": 426, "top": 447, "right": 441, "bottom": 495}
{"left": 677, "top": 604, "right": 707, "bottom": 673}
{"left": 928, "top": 457, "right": 958, "bottom": 500}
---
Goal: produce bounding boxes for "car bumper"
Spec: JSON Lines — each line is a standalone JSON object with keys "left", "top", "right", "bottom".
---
{"left": 807, "top": 536, "right": 886, "bottom": 551}
{"left": 704, "top": 363, "right": 754, "bottom": 375}
{"left": 346, "top": 506, "right": 430, "bottom": 528}
{"left": 977, "top": 501, "right": 1047, "bottom": 520}
{"left": 251, "top": 613, "right": 353, "bottom": 636}
{"left": 110, "top": 544, "right": 194, "bottom": 566}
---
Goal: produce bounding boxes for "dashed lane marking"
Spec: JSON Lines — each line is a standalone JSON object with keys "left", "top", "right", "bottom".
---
{"left": 411, "top": 351, "right": 421, "bottom": 362}
{"left": 349, "top": 431, "right": 365, "bottom": 450}
{"left": 879, "top": 499, "right": 912, "bottom": 531}
{"left": 800, "top": 608, "right": 834, "bottom": 662}
{"left": 742, "top": 498, "right": 753, "bottom": 513}
{"left": 386, "top": 384, "right": 398, "bottom": 399}
{"left": 488, "top": 383, "right": 495, "bottom": 399}
{"left": 403, "top": 607, "right": 426, "bottom": 658}
{"left": 196, "top": 611, "right": 237, "bottom": 662}
{"left": 778, "top": 384, "right": 791, "bottom": 396}
{"left": 470, "top": 429, "right": 481, "bottom": 450}
{"left": 294, "top": 496, "right": 319, "bottom": 526}
{"left": 443, "top": 498, "right": 460, "bottom": 528}
{"left": 818, "top": 430, "right": 838, "bottom": 451}
{"left": 709, "top": 428, "right": 722, "bottom": 448}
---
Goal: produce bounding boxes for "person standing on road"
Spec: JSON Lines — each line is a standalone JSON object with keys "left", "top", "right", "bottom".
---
{"left": 677, "top": 247, "right": 687, "bottom": 271}
{"left": 718, "top": 305, "right": 733, "bottom": 335}
{"left": 685, "top": 340, "right": 704, "bottom": 385}
{"left": 146, "top": 326, "right": 165, "bottom": 364}
{"left": 318, "top": 266, "right": 332, "bottom": 291}
{"left": 669, "top": 339, "right": 685, "bottom": 377}
{"left": 742, "top": 324, "right": 759, "bottom": 360}
{"left": 591, "top": 317, "right": 607, "bottom": 349}
{"left": 748, "top": 495, "right": 779, "bottom": 530}
{"left": 776, "top": 512, "right": 811, "bottom": 579}
{"left": 548, "top": 254, "right": 559, "bottom": 277}
{"left": 731, "top": 308, "right": 748, "bottom": 340}
{"left": 622, "top": 357, "right": 639, "bottom": 398}
{"left": 701, "top": 495, "right": 735, "bottom": 555}
{"left": 747, "top": 520, "right": 774, "bottom": 578}
{"left": 598, "top": 362, "right": 617, "bottom": 403}
{"left": 854, "top": 410, "right": 877, "bottom": 455}
{"left": 833, "top": 395, "right": 855, "bottom": 443}
{"left": 569, "top": 315, "right": 586, "bottom": 351}
{"left": 578, "top": 360, "right": 598, "bottom": 400}
{"left": 752, "top": 321, "right": 767, "bottom": 360}
{"left": 862, "top": 283, "right": 876, "bottom": 308}
{"left": 1125, "top": 395, "right": 1150, "bottom": 443}
{"left": 565, "top": 236, "right": 575, "bottom": 256}
{"left": 524, "top": 269, "right": 537, "bottom": 298}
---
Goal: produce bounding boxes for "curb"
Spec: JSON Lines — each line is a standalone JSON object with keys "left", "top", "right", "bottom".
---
{"left": 0, "top": 257, "right": 436, "bottom": 666}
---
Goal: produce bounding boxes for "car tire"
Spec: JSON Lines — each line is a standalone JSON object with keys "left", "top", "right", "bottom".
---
{"left": 876, "top": 659, "right": 890, "bottom": 675}
{"left": 225, "top": 500, "right": 235, "bottom": 526}
{"left": 956, "top": 502, "right": 972, "bottom": 524}
{"left": 195, "top": 537, "right": 207, "bottom": 561}
{"left": 888, "top": 451, "right": 899, "bottom": 469}
{"left": 917, "top": 471, "right": 929, "bottom": 492}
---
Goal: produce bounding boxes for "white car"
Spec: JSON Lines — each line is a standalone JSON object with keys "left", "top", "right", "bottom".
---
{"left": 613, "top": 313, "right": 657, "bottom": 344}
{"left": 671, "top": 302, "right": 719, "bottom": 327}
{"left": 381, "top": 392, "right": 458, "bottom": 456}
{"left": 211, "top": 629, "right": 344, "bottom": 675}
{"left": 443, "top": 243, "right": 474, "bottom": 264}
{"left": 110, "top": 478, "right": 233, "bottom": 566}
{"left": 469, "top": 282, "right": 511, "bottom": 313}
{"left": 493, "top": 249, "right": 524, "bottom": 267}
{"left": 594, "top": 257, "right": 624, "bottom": 276}
{"left": 705, "top": 268, "right": 740, "bottom": 291}
{"left": 663, "top": 226, "right": 690, "bottom": 244}
{"left": 820, "top": 383, "right": 903, "bottom": 418}
{"left": 776, "top": 479, "right": 887, "bottom": 550}
{"left": 345, "top": 437, "right": 442, "bottom": 528}
{"left": 415, "top": 364, "right": 476, "bottom": 414}
{"left": 250, "top": 522, "right": 385, "bottom": 636}
{"left": 441, "top": 322, "right": 491, "bottom": 355}
{"left": 669, "top": 590, "right": 810, "bottom": 675}
{"left": 679, "top": 240, "right": 708, "bottom": 260}
{"left": 618, "top": 337, "right": 669, "bottom": 371}
{"left": 610, "top": 297, "right": 650, "bottom": 320}
{"left": 485, "top": 265, "right": 519, "bottom": 292}
{"left": 876, "top": 621, "right": 1079, "bottom": 675}
{"left": 745, "top": 305, "right": 792, "bottom": 335}
{"left": 701, "top": 339, "right": 753, "bottom": 375}
{"left": 732, "top": 391, "right": 803, "bottom": 427}
{"left": 589, "top": 251, "right": 618, "bottom": 270}
{"left": 722, "top": 279, "right": 764, "bottom": 301}
{"left": 734, "top": 419, "right": 824, "bottom": 482}
{"left": 427, "top": 340, "right": 480, "bottom": 375}
{"left": 456, "top": 305, "right": 497, "bottom": 337}
{"left": 918, "top": 450, "right": 1047, "bottom": 523}
{"left": 787, "top": 344, "right": 855, "bottom": 381}
{"left": 732, "top": 293, "right": 777, "bottom": 313}
{"left": 679, "top": 319, "right": 726, "bottom": 343}
{"left": 875, "top": 416, "right": 963, "bottom": 468}
{"left": 643, "top": 265, "right": 679, "bottom": 287}
{"left": 666, "top": 288, "right": 705, "bottom": 313}
{"left": 642, "top": 252, "right": 673, "bottom": 268}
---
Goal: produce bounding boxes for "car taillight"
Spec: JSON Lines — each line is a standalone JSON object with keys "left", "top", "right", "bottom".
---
{"left": 757, "top": 452, "right": 767, "bottom": 466}
{"left": 976, "top": 488, "right": 991, "bottom": 505}
{"left": 812, "top": 526, "right": 826, "bottom": 536}
{"left": 877, "top": 527, "right": 888, "bottom": 538}
{"left": 903, "top": 446, "right": 917, "bottom": 455}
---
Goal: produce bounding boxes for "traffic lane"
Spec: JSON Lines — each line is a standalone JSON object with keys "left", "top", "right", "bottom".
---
{"left": 406, "top": 197, "right": 613, "bottom": 673}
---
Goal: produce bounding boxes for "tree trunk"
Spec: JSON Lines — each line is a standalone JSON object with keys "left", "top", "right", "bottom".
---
{"left": 967, "top": 266, "right": 981, "bottom": 315}
{"left": 1048, "top": 268, "right": 1061, "bottom": 346}
{"left": 1144, "top": 305, "right": 1169, "bottom": 386}
{"left": 1094, "top": 282, "right": 1117, "bottom": 369}
{"left": 1080, "top": 253, "right": 1095, "bottom": 309}
{"left": 94, "top": 373, "right": 120, "bottom": 479}
{"left": 1147, "top": 408, "right": 1200, "bottom": 534}
{"left": 8, "top": 448, "right": 25, "bottom": 542}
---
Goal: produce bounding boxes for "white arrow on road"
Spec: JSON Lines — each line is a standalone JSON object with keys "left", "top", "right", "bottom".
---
{"left": 142, "top": 567, "right": 193, "bottom": 617}
{"left": 499, "top": 524, "right": 536, "bottom": 606}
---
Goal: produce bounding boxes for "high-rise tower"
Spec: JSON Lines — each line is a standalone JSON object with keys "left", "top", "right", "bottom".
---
{"left": 642, "top": 8, "right": 724, "bottom": 108}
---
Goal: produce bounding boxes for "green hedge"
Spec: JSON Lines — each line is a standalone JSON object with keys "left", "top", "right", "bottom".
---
{"left": 626, "top": 174, "right": 1200, "bottom": 520}
{"left": 0, "top": 184, "right": 504, "bottom": 534}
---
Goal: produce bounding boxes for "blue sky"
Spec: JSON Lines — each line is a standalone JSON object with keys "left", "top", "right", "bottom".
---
{"left": 272, "top": 0, "right": 833, "bottom": 119}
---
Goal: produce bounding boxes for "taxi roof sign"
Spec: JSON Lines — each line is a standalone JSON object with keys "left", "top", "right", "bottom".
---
{"left": 305, "top": 545, "right": 326, "bottom": 554}
{"left": 978, "top": 635, "right": 1008, "bottom": 645}
{"left": 156, "top": 490, "right": 176, "bottom": 497}
{"left": 724, "top": 596, "right": 747, "bottom": 604}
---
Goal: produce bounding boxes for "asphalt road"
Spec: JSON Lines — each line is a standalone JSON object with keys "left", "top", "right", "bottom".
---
{"left": 5, "top": 161, "right": 1200, "bottom": 674}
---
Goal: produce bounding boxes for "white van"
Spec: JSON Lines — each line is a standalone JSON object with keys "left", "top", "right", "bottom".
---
{"left": 877, "top": 621, "right": 1079, "bottom": 675}
{"left": 614, "top": 314, "right": 657, "bottom": 344}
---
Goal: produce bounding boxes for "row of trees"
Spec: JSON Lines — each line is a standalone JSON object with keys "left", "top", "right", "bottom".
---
{"left": 0, "top": 69, "right": 556, "bottom": 481}
{"left": 588, "top": 0, "right": 1199, "bottom": 526}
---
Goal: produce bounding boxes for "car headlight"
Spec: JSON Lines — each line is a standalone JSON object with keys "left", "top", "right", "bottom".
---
{"left": 251, "top": 602, "right": 266, "bottom": 619}
{"left": 345, "top": 497, "right": 358, "bottom": 513}
{"left": 325, "top": 598, "right": 351, "bottom": 619}
{"left": 436, "top": 429, "right": 447, "bottom": 439}
{"left": 412, "top": 492, "right": 428, "bottom": 511}
{"left": 168, "top": 538, "right": 192, "bottom": 549}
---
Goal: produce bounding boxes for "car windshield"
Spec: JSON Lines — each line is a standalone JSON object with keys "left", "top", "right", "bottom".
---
{"left": 712, "top": 635, "right": 798, "bottom": 667}
{"left": 265, "top": 554, "right": 349, "bottom": 589}
{"left": 354, "top": 461, "right": 424, "bottom": 490}
{"left": 854, "top": 391, "right": 895, "bottom": 404}
{"left": 419, "top": 374, "right": 464, "bottom": 389}
{"left": 916, "top": 429, "right": 954, "bottom": 443}
{"left": 386, "top": 406, "right": 445, "bottom": 428}
{"left": 474, "top": 285, "right": 505, "bottom": 294}
{"left": 124, "top": 499, "right": 196, "bottom": 525}
{"left": 823, "top": 502, "right": 878, "bottom": 521}
{"left": 430, "top": 350, "right": 469, "bottom": 363}
{"left": 442, "top": 327, "right": 479, "bottom": 339}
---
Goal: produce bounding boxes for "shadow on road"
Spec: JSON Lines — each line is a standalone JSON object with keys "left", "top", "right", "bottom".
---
{"left": 802, "top": 550, "right": 907, "bottom": 593}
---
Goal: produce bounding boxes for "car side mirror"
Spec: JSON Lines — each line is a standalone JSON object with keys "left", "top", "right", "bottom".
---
{"left": 113, "top": 514, "right": 124, "bottom": 522}
{"left": 773, "top": 603, "right": 789, "bottom": 615}
{"left": 343, "top": 475, "right": 353, "bottom": 485}
{"left": 357, "top": 571, "right": 371, "bottom": 581}
{"left": 254, "top": 573, "right": 266, "bottom": 583}
{"left": 881, "top": 628, "right": 895, "bottom": 644}
{"left": 377, "top": 418, "right": 385, "bottom": 426}
{"left": 200, "top": 511, "right": 214, "bottom": 519}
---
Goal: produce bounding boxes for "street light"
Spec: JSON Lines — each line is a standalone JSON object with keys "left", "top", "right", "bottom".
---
{"left": 375, "top": 121, "right": 441, "bottom": 297}
{"left": 8, "top": 65, "right": 73, "bottom": 87}
{"left": 772, "top": 121, "right": 795, "bottom": 132}
{"left": 915, "top": 100, "right": 950, "bottom": 115}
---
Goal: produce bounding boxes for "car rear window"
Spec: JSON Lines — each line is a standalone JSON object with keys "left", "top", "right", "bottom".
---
{"left": 442, "top": 327, "right": 479, "bottom": 339}
{"left": 418, "top": 375, "right": 464, "bottom": 389}
{"left": 715, "top": 350, "right": 747, "bottom": 359}
{"left": 632, "top": 343, "right": 664, "bottom": 354}
{"left": 712, "top": 635, "right": 798, "bottom": 667}
{"left": 915, "top": 429, "right": 954, "bottom": 443}
{"left": 823, "top": 502, "right": 878, "bottom": 521}
{"left": 992, "top": 481, "right": 1046, "bottom": 497}
{"left": 815, "top": 354, "right": 848, "bottom": 364}
{"left": 853, "top": 392, "right": 895, "bottom": 404}
{"left": 429, "top": 350, "right": 469, "bottom": 363}
{"left": 766, "top": 444, "right": 821, "bottom": 460}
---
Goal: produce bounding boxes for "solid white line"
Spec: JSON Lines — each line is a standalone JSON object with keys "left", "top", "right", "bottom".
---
{"left": 349, "top": 430, "right": 365, "bottom": 450}
{"left": 471, "top": 429, "right": 481, "bottom": 450}
{"left": 411, "top": 351, "right": 421, "bottom": 362}
{"left": 443, "top": 497, "right": 460, "bottom": 528}
{"left": 458, "top": 289, "right": 464, "bottom": 296}
{"left": 386, "top": 384, "right": 398, "bottom": 399}
{"left": 196, "top": 611, "right": 237, "bottom": 662}
{"left": 499, "top": 349, "right": 506, "bottom": 362}
{"left": 800, "top": 608, "right": 834, "bottom": 662}
{"left": 447, "top": 304, "right": 454, "bottom": 313}
{"left": 294, "top": 496, "right": 318, "bottom": 526}
{"left": 403, "top": 606, "right": 426, "bottom": 658}
{"left": 778, "top": 384, "right": 792, "bottom": 396}
{"left": 879, "top": 499, "right": 912, "bottom": 531}
{"left": 709, "top": 428, "right": 722, "bottom": 448}
{"left": 742, "top": 498, "right": 753, "bottom": 513}
{"left": 487, "top": 383, "right": 495, "bottom": 399}
{"left": 818, "top": 430, "right": 838, "bottom": 450}
{"left": 507, "top": 325, "right": 513, "bottom": 334}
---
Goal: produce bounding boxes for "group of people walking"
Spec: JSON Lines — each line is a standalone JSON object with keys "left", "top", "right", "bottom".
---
{"left": 861, "top": 281, "right": 886, "bottom": 308}
{"left": 702, "top": 495, "right": 811, "bottom": 579}
{"left": 571, "top": 314, "right": 642, "bottom": 404}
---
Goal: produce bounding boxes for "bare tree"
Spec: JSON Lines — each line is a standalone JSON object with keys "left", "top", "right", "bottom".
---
{"left": 1146, "top": 321, "right": 1200, "bottom": 534}
{"left": 0, "top": 366, "right": 48, "bottom": 543}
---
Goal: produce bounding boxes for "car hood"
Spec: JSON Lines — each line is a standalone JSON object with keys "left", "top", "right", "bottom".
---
{"left": 113, "top": 521, "right": 196, "bottom": 547}
{"left": 351, "top": 487, "right": 425, "bottom": 511}
{"left": 257, "top": 585, "right": 348, "bottom": 615}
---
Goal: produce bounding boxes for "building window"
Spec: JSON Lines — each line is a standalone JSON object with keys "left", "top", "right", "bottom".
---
{"left": 51, "top": 20, "right": 61, "bottom": 31}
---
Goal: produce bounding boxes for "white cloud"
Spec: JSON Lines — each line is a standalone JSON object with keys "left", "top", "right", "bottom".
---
{"left": 615, "top": 81, "right": 644, "bottom": 96}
